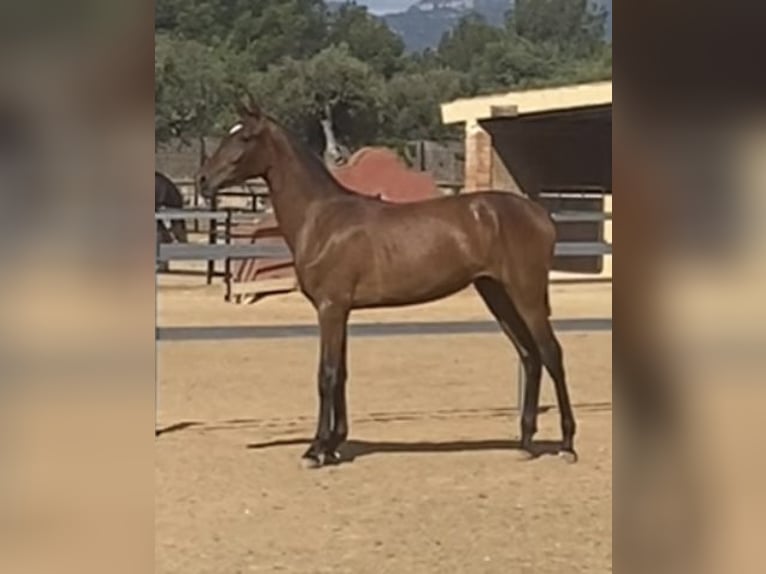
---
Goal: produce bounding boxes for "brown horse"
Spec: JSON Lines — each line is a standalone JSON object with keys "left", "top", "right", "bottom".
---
{"left": 155, "top": 171, "right": 188, "bottom": 244}
{"left": 197, "top": 99, "right": 576, "bottom": 468}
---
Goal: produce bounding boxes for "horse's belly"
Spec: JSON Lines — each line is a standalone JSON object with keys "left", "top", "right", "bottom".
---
{"left": 351, "top": 248, "right": 479, "bottom": 308}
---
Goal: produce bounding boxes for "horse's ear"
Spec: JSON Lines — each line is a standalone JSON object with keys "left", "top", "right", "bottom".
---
{"left": 235, "top": 99, "right": 251, "bottom": 120}
{"left": 246, "top": 92, "right": 261, "bottom": 117}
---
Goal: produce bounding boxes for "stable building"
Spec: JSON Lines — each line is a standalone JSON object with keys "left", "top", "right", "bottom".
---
{"left": 441, "top": 81, "right": 612, "bottom": 277}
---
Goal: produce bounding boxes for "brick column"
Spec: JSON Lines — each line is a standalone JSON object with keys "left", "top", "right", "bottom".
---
{"left": 602, "top": 194, "right": 613, "bottom": 278}
{"left": 464, "top": 120, "right": 492, "bottom": 192}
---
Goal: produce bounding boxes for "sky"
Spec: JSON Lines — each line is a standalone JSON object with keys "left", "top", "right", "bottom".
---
{"left": 359, "top": 0, "right": 417, "bottom": 15}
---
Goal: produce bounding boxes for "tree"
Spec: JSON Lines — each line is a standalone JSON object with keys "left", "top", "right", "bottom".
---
{"left": 470, "top": 35, "right": 558, "bottom": 91}
{"left": 156, "top": 0, "right": 329, "bottom": 70}
{"left": 382, "top": 68, "right": 472, "bottom": 143}
{"left": 155, "top": 34, "right": 234, "bottom": 148}
{"left": 246, "top": 45, "right": 385, "bottom": 152}
{"left": 228, "top": 0, "right": 329, "bottom": 67}
{"left": 154, "top": 0, "right": 612, "bottom": 150}
{"left": 510, "top": 0, "right": 609, "bottom": 59}
{"left": 327, "top": 3, "right": 406, "bottom": 78}
{"left": 437, "top": 14, "right": 504, "bottom": 73}
{"left": 436, "top": 5, "right": 610, "bottom": 94}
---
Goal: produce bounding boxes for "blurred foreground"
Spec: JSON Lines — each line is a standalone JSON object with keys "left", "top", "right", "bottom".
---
{"left": 0, "top": 2, "right": 154, "bottom": 573}
{"left": 1, "top": 1, "right": 765, "bottom": 572}
{"left": 615, "top": 113, "right": 766, "bottom": 574}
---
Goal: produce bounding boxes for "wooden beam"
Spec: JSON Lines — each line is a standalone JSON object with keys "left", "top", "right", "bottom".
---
{"left": 490, "top": 105, "right": 518, "bottom": 118}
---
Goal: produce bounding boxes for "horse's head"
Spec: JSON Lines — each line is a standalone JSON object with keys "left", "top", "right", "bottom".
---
{"left": 196, "top": 96, "right": 272, "bottom": 200}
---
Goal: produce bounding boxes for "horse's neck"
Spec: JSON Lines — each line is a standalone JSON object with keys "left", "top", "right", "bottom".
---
{"left": 263, "top": 126, "right": 344, "bottom": 250}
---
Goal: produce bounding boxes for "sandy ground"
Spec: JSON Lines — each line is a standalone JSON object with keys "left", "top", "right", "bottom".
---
{"left": 156, "top": 274, "right": 612, "bottom": 573}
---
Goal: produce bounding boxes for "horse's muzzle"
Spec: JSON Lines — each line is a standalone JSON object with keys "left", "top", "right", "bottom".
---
{"left": 196, "top": 174, "right": 212, "bottom": 199}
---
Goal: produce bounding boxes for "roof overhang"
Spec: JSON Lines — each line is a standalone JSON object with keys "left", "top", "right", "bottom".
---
{"left": 441, "top": 81, "right": 612, "bottom": 125}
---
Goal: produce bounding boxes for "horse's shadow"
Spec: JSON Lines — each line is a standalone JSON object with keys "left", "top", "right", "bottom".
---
{"left": 245, "top": 437, "right": 564, "bottom": 462}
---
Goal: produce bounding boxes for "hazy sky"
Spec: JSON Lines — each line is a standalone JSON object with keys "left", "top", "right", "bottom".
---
{"left": 359, "top": 0, "right": 416, "bottom": 15}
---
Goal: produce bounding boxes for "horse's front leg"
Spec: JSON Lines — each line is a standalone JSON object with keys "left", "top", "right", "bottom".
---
{"left": 302, "top": 303, "right": 349, "bottom": 468}
{"left": 327, "top": 333, "right": 348, "bottom": 456}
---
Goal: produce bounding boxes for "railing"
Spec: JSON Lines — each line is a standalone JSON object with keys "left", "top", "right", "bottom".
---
{"left": 156, "top": 205, "right": 612, "bottom": 303}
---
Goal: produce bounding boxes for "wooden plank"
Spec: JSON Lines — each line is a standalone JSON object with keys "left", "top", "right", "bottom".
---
{"left": 490, "top": 105, "right": 519, "bottom": 118}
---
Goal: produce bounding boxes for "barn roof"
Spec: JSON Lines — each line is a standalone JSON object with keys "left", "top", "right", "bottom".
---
{"left": 440, "top": 81, "right": 612, "bottom": 125}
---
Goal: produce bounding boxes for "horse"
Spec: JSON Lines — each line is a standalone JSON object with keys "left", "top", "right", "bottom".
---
{"left": 155, "top": 171, "right": 187, "bottom": 271}
{"left": 196, "top": 98, "right": 577, "bottom": 468}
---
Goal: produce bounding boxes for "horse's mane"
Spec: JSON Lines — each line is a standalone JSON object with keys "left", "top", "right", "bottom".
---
{"left": 266, "top": 116, "right": 360, "bottom": 198}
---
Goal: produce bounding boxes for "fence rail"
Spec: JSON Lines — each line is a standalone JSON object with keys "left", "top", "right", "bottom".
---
{"left": 551, "top": 211, "right": 612, "bottom": 223}
{"left": 157, "top": 205, "right": 612, "bottom": 300}
{"left": 156, "top": 209, "right": 262, "bottom": 225}
{"left": 555, "top": 242, "right": 612, "bottom": 256}
{"left": 157, "top": 243, "right": 289, "bottom": 262}
{"left": 156, "top": 209, "right": 613, "bottom": 261}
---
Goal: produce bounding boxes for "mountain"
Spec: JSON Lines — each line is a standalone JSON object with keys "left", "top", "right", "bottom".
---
{"left": 382, "top": 0, "right": 511, "bottom": 52}
{"left": 380, "top": 0, "right": 611, "bottom": 52}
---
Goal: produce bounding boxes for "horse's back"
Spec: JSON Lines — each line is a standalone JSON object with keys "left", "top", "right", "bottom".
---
{"left": 363, "top": 190, "right": 553, "bottom": 246}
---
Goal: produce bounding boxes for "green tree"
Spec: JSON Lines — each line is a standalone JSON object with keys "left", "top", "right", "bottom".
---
{"left": 471, "top": 35, "right": 558, "bottom": 91}
{"left": 382, "top": 68, "right": 472, "bottom": 143}
{"left": 510, "top": 0, "right": 608, "bottom": 59}
{"left": 246, "top": 44, "right": 385, "bottom": 150}
{"left": 155, "top": 34, "right": 234, "bottom": 148}
{"left": 228, "top": 0, "right": 328, "bottom": 67}
{"left": 437, "top": 14, "right": 504, "bottom": 73}
{"left": 155, "top": 0, "right": 235, "bottom": 43}
{"left": 156, "top": 0, "right": 329, "bottom": 69}
{"left": 154, "top": 0, "right": 612, "bottom": 150}
{"left": 327, "top": 3, "right": 405, "bottom": 78}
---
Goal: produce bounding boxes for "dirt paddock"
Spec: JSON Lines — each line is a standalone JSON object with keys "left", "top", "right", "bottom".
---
{"left": 156, "top": 275, "right": 612, "bottom": 573}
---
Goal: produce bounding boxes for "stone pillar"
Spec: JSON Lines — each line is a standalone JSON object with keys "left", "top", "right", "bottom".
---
{"left": 464, "top": 120, "right": 492, "bottom": 192}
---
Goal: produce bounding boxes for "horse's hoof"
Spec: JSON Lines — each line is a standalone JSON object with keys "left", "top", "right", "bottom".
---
{"left": 559, "top": 450, "right": 578, "bottom": 464}
{"left": 300, "top": 454, "right": 323, "bottom": 469}
{"left": 323, "top": 451, "right": 342, "bottom": 465}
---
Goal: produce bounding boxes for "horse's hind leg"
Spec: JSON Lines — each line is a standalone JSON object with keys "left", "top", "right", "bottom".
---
{"left": 474, "top": 277, "right": 542, "bottom": 457}
{"left": 507, "top": 287, "right": 578, "bottom": 462}
{"left": 170, "top": 219, "right": 188, "bottom": 243}
{"left": 533, "top": 316, "right": 577, "bottom": 461}
{"left": 156, "top": 221, "right": 172, "bottom": 272}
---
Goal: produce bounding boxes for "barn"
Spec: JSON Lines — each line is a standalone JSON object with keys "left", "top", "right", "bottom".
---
{"left": 440, "top": 81, "right": 612, "bottom": 278}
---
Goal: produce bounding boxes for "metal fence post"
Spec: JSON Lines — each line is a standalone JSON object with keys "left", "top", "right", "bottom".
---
{"left": 206, "top": 194, "right": 218, "bottom": 285}
{"left": 224, "top": 208, "right": 232, "bottom": 302}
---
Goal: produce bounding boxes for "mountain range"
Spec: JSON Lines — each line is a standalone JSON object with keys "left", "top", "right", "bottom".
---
{"left": 378, "top": 0, "right": 611, "bottom": 53}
